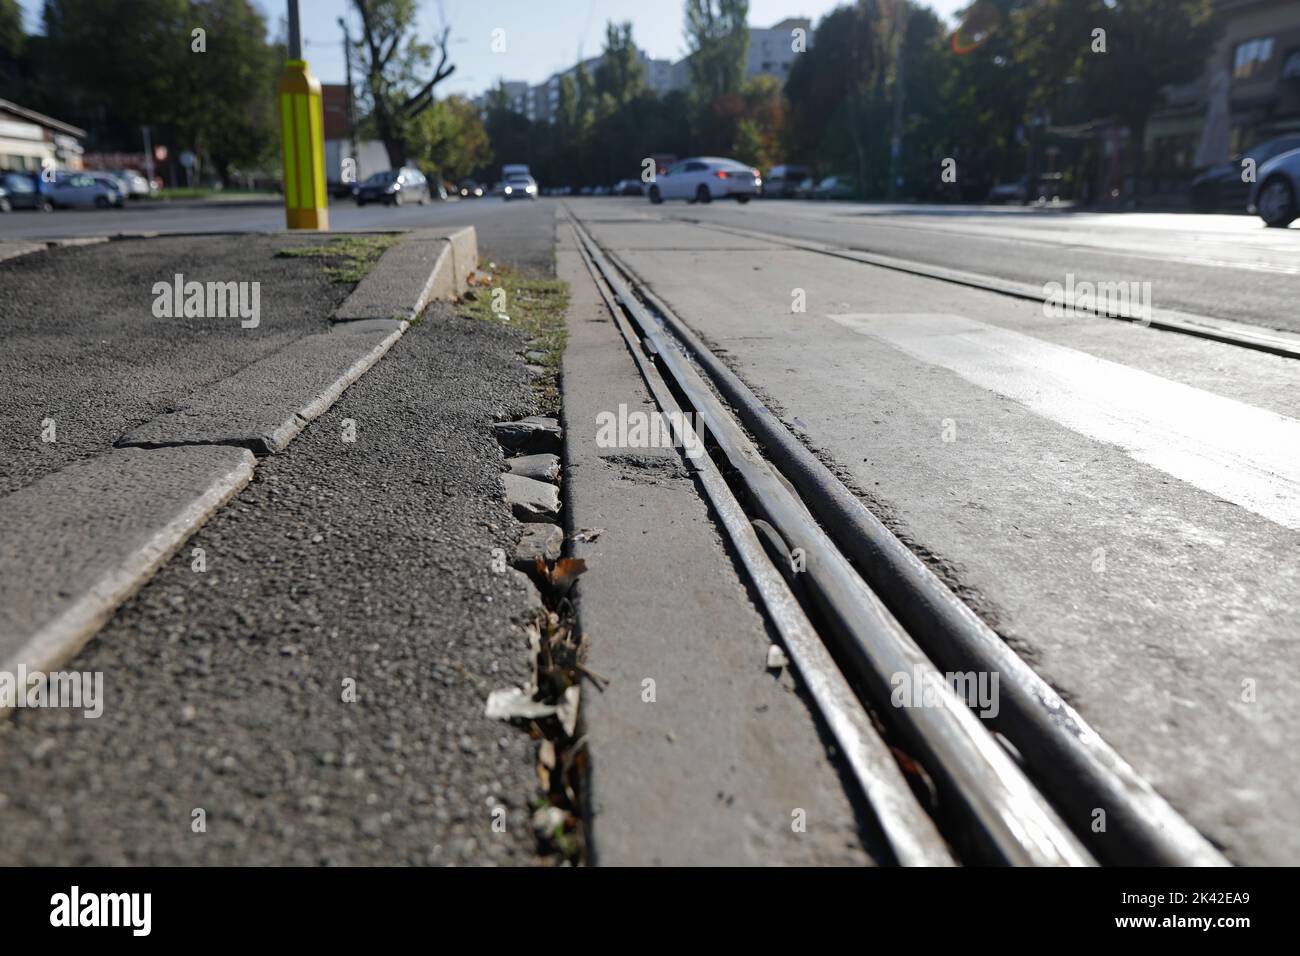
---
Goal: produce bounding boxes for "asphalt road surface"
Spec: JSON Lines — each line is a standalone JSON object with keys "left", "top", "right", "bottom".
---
{"left": 563, "top": 196, "right": 1300, "bottom": 865}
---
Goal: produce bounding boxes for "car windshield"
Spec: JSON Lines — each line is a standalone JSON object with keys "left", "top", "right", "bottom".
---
{"left": 364, "top": 171, "right": 398, "bottom": 185}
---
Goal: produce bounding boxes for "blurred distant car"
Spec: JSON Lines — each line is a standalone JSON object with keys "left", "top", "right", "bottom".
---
{"left": 457, "top": 178, "right": 484, "bottom": 198}
{"left": 613, "top": 179, "right": 644, "bottom": 196}
{"left": 646, "top": 157, "right": 761, "bottom": 204}
{"left": 763, "top": 164, "right": 810, "bottom": 198}
{"left": 90, "top": 173, "right": 130, "bottom": 203}
{"left": 109, "top": 169, "right": 151, "bottom": 198}
{"left": 1192, "top": 135, "right": 1300, "bottom": 213}
{"left": 579, "top": 185, "right": 594, "bottom": 195}
{"left": 354, "top": 167, "right": 431, "bottom": 206}
{"left": 987, "top": 176, "right": 1029, "bottom": 204}
{"left": 1248, "top": 146, "right": 1300, "bottom": 227}
{"left": 813, "top": 175, "right": 856, "bottom": 200}
{"left": 0, "top": 171, "right": 52, "bottom": 211}
{"left": 502, "top": 174, "right": 538, "bottom": 201}
{"left": 49, "top": 172, "right": 123, "bottom": 208}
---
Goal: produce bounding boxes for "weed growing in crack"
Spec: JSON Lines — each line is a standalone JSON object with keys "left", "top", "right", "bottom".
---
{"left": 460, "top": 263, "right": 568, "bottom": 415}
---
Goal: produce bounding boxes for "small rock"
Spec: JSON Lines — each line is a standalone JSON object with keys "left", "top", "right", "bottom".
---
{"left": 525, "top": 350, "right": 548, "bottom": 363}
{"left": 525, "top": 364, "right": 546, "bottom": 378}
{"left": 532, "top": 805, "right": 567, "bottom": 839}
{"left": 766, "top": 644, "right": 790, "bottom": 670}
{"left": 501, "top": 474, "right": 560, "bottom": 522}
{"left": 514, "top": 523, "right": 563, "bottom": 570}
{"left": 507, "top": 453, "right": 561, "bottom": 482}
{"left": 492, "top": 417, "right": 561, "bottom": 454}
{"left": 300, "top": 794, "right": 325, "bottom": 814}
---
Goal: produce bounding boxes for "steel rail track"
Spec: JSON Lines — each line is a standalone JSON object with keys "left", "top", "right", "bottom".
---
{"left": 673, "top": 217, "right": 1300, "bottom": 360}
{"left": 614, "top": 217, "right": 1232, "bottom": 866}
{"left": 566, "top": 207, "right": 1232, "bottom": 866}
{"left": 570, "top": 224, "right": 956, "bottom": 867}
{"left": 568, "top": 210, "right": 1102, "bottom": 866}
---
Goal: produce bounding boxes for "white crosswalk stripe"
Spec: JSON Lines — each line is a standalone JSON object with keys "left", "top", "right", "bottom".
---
{"left": 831, "top": 312, "right": 1300, "bottom": 531}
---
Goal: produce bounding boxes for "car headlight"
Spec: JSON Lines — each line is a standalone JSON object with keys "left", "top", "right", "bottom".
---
{"left": 505, "top": 186, "right": 512, "bottom": 194}
{"left": 526, "top": 184, "right": 536, "bottom": 193}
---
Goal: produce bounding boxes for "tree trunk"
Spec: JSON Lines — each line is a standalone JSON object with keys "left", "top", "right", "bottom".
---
{"left": 1130, "top": 115, "right": 1147, "bottom": 209}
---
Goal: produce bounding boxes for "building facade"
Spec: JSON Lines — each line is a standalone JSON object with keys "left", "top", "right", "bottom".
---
{"left": 476, "top": 18, "right": 814, "bottom": 124}
{"left": 0, "top": 98, "right": 85, "bottom": 172}
{"left": 1147, "top": 0, "right": 1300, "bottom": 171}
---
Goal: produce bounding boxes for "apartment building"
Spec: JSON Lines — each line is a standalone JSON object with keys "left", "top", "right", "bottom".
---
{"left": 746, "top": 17, "right": 812, "bottom": 81}
{"left": 477, "top": 18, "right": 813, "bottom": 124}
{"left": 1147, "top": 0, "right": 1300, "bottom": 170}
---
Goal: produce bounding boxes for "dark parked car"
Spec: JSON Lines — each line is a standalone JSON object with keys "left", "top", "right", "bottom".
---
{"left": 813, "top": 175, "right": 858, "bottom": 200}
{"left": 353, "top": 167, "right": 431, "bottom": 206}
{"left": 763, "top": 164, "right": 810, "bottom": 198}
{"left": 987, "top": 176, "right": 1029, "bottom": 204}
{"left": 457, "top": 178, "right": 484, "bottom": 198}
{"left": 0, "top": 171, "right": 52, "bottom": 211}
{"left": 1191, "top": 135, "right": 1300, "bottom": 212}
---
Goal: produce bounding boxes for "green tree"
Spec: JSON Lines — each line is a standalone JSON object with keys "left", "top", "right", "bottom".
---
{"left": 180, "top": 0, "right": 279, "bottom": 182}
{"left": 684, "top": 0, "right": 750, "bottom": 109}
{"left": 785, "top": 1, "right": 896, "bottom": 196}
{"left": 1013, "top": 0, "right": 1220, "bottom": 199}
{"left": 40, "top": 0, "right": 278, "bottom": 182}
{"left": 408, "top": 94, "right": 491, "bottom": 181}
{"left": 352, "top": 0, "right": 455, "bottom": 167}
{"left": 0, "top": 0, "right": 21, "bottom": 60}
{"left": 0, "top": 0, "right": 25, "bottom": 96}
{"left": 719, "top": 76, "right": 785, "bottom": 171}
{"left": 594, "top": 21, "right": 644, "bottom": 109}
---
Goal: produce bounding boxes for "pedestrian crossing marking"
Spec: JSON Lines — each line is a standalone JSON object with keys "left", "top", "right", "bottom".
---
{"left": 831, "top": 313, "right": 1300, "bottom": 531}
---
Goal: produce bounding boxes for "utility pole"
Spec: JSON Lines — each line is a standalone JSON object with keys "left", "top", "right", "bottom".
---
{"left": 886, "top": 4, "right": 909, "bottom": 201}
{"left": 141, "top": 125, "right": 154, "bottom": 187}
{"left": 278, "top": 0, "right": 329, "bottom": 229}
{"left": 339, "top": 16, "right": 359, "bottom": 181}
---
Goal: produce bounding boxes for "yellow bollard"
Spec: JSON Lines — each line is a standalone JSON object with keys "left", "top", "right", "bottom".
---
{"left": 278, "top": 59, "right": 329, "bottom": 230}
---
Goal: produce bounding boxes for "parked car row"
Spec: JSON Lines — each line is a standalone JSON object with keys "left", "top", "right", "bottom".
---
{"left": 0, "top": 169, "right": 133, "bottom": 211}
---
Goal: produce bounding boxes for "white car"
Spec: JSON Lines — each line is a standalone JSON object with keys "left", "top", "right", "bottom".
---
{"left": 503, "top": 175, "right": 537, "bottom": 201}
{"left": 646, "top": 157, "right": 761, "bottom": 205}
{"left": 1249, "top": 146, "right": 1300, "bottom": 227}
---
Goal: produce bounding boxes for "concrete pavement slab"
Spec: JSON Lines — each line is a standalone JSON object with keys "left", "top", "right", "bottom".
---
{"left": 334, "top": 227, "right": 477, "bottom": 322}
{"left": 557, "top": 226, "right": 877, "bottom": 866}
{"left": 118, "top": 323, "right": 406, "bottom": 455}
{"left": 0, "top": 445, "right": 254, "bottom": 682}
{"left": 573, "top": 208, "right": 1300, "bottom": 863}
{"left": 0, "top": 233, "right": 346, "bottom": 497}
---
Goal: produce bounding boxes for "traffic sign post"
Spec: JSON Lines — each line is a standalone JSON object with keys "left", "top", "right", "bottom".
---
{"left": 278, "top": 0, "right": 329, "bottom": 230}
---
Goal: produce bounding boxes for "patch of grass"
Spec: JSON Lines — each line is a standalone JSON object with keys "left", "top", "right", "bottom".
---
{"left": 460, "top": 263, "right": 569, "bottom": 414}
{"left": 276, "top": 233, "right": 400, "bottom": 284}
{"left": 143, "top": 188, "right": 279, "bottom": 201}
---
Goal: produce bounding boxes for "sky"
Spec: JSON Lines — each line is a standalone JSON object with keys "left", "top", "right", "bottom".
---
{"left": 18, "top": 0, "right": 968, "bottom": 98}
